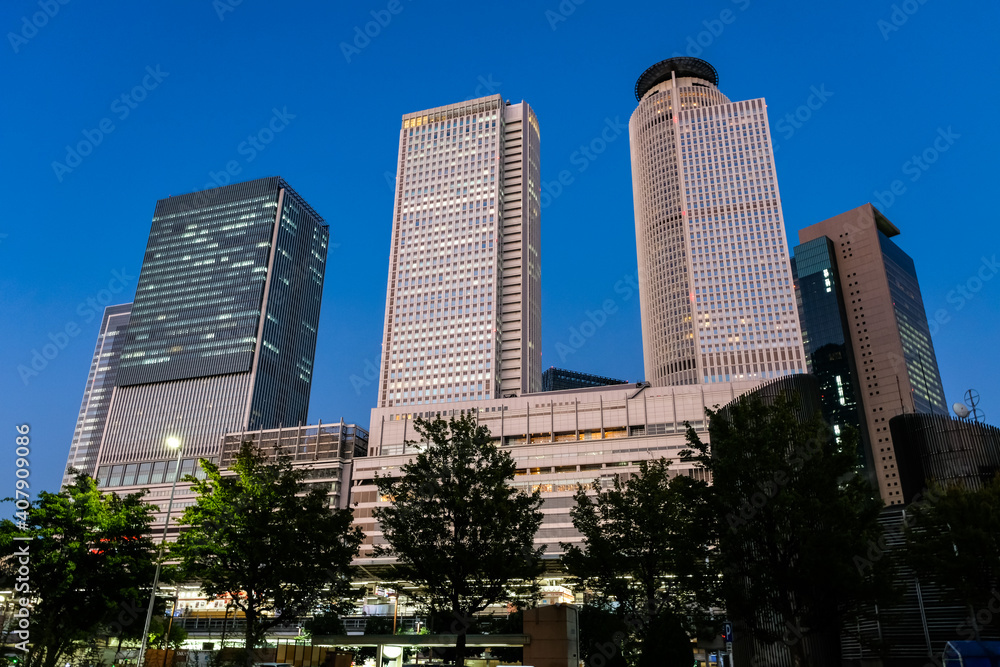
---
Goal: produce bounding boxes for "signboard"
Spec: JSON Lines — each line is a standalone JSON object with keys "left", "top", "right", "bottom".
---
{"left": 723, "top": 622, "right": 733, "bottom": 642}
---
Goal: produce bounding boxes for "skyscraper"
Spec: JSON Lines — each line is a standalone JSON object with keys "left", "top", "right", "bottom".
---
{"left": 63, "top": 303, "right": 131, "bottom": 486}
{"left": 790, "top": 240, "right": 867, "bottom": 446}
{"left": 799, "top": 203, "right": 946, "bottom": 505}
{"left": 93, "top": 177, "right": 328, "bottom": 503}
{"left": 377, "top": 94, "right": 541, "bottom": 408}
{"left": 629, "top": 57, "right": 805, "bottom": 386}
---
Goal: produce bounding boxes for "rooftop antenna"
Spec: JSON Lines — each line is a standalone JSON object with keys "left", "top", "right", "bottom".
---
{"left": 955, "top": 389, "right": 984, "bottom": 424}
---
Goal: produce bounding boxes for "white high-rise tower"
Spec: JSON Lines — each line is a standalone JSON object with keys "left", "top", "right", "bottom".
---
{"left": 629, "top": 57, "right": 804, "bottom": 386}
{"left": 377, "top": 95, "right": 541, "bottom": 409}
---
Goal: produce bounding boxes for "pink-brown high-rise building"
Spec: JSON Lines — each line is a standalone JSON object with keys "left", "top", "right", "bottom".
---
{"left": 629, "top": 57, "right": 805, "bottom": 387}
{"left": 377, "top": 95, "right": 542, "bottom": 409}
{"left": 799, "top": 203, "right": 946, "bottom": 505}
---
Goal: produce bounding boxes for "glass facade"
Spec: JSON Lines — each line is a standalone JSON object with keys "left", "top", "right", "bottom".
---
{"left": 791, "top": 238, "right": 869, "bottom": 469}
{"left": 220, "top": 422, "right": 369, "bottom": 466}
{"left": 94, "top": 176, "right": 328, "bottom": 484}
{"left": 114, "top": 176, "right": 327, "bottom": 427}
{"left": 220, "top": 422, "right": 369, "bottom": 508}
{"left": 97, "top": 457, "right": 208, "bottom": 488}
{"left": 247, "top": 186, "right": 329, "bottom": 429}
{"left": 541, "top": 367, "right": 628, "bottom": 392}
{"left": 64, "top": 303, "right": 131, "bottom": 486}
{"left": 877, "top": 228, "right": 946, "bottom": 415}
{"left": 117, "top": 178, "right": 282, "bottom": 387}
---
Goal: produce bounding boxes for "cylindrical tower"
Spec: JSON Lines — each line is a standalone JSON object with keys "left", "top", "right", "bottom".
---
{"left": 630, "top": 58, "right": 730, "bottom": 385}
{"left": 629, "top": 57, "right": 805, "bottom": 387}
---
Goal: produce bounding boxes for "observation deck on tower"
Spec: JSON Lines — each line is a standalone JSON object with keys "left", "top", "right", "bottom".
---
{"left": 634, "top": 57, "right": 719, "bottom": 101}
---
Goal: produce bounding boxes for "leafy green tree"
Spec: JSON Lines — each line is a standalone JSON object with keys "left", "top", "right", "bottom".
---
{"left": 170, "top": 443, "right": 363, "bottom": 661}
{"left": 563, "top": 458, "right": 718, "bottom": 667}
{"left": 103, "top": 595, "right": 171, "bottom": 659}
{"left": 577, "top": 604, "right": 628, "bottom": 667}
{"left": 905, "top": 476, "right": 1000, "bottom": 640}
{"left": 0, "top": 474, "right": 156, "bottom": 667}
{"left": 373, "top": 415, "right": 544, "bottom": 667}
{"left": 302, "top": 609, "right": 346, "bottom": 638}
{"left": 682, "top": 396, "right": 887, "bottom": 667}
{"left": 361, "top": 613, "right": 395, "bottom": 635}
{"left": 148, "top": 615, "right": 189, "bottom": 649}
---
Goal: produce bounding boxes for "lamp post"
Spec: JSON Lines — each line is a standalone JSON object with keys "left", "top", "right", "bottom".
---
{"left": 164, "top": 589, "right": 179, "bottom": 667}
{"left": 0, "top": 594, "right": 8, "bottom": 642}
{"left": 392, "top": 591, "right": 399, "bottom": 634}
{"left": 137, "top": 437, "right": 184, "bottom": 667}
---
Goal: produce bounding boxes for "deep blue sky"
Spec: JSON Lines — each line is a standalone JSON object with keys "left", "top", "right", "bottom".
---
{"left": 3, "top": 0, "right": 998, "bottom": 498}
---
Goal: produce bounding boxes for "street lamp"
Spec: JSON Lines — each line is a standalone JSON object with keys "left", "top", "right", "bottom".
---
{"left": 137, "top": 437, "right": 184, "bottom": 667}
{"left": 382, "top": 644, "right": 402, "bottom": 667}
{"left": 392, "top": 591, "right": 399, "bottom": 634}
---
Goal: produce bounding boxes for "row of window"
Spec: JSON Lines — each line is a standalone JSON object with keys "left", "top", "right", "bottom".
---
{"left": 97, "top": 457, "right": 210, "bottom": 488}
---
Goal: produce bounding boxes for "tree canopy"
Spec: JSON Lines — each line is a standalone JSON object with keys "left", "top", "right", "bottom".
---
{"left": 905, "top": 476, "right": 1000, "bottom": 640}
{"left": 373, "top": 415, "right": 544, "bottom": 667}
{"left": 0, "top": 473, "right": 156, "bottom": 667}
{"left": 170, "top": 442, "right": 363, "bottom": 659}
{"left": 563, "top": 458, "right": 719, "bottom": 667}
{"left": 682, "top": 395, "right": 887, "bottom": 666}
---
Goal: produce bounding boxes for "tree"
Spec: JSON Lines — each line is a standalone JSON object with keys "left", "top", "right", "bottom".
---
{"left": 577, "top": 605, "right": 628, "bottom": 667}
{"left": 0, "top": 474, "right": 156, "bottom": 667}
{"left": 905, "top": 476, "right": 1000, "bottom": 640}
{"left": 105, "top": 594, "right": 171, "bottom": 659}
{"left": 563, "top": 458, "right": 719, "bottom": 667}
{"left": 373, "top": 415, "right": 544, "bottom": 667}
{"left": 148, "top": 615, "right": 189, "bottom": 649}
{"left": 302, "top": 609, "right": 346, "bottom": 637}
{"left": 170, "top": 443, "right": 363, "bottom": 661}
{"left": 682, "top": 395, "right": 887, "bottom": 667}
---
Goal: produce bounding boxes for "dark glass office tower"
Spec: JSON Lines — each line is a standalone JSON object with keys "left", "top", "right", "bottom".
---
{"left": 791, "top": 239, "right": 862, "bottom": 429}
{"left": 96, "top": 176, "right": 328, "bottom": 476}
{"left": 791, "top": 239, "right": 871, "bottom": 476}
{"left": 799, "top": 203, "right": 946, "bottom": 506}
{"left": 63, "top": 303, "right": 131, "bottom": 486}
{"left": 878, "top": 232, "right": 945, "bottom": 415}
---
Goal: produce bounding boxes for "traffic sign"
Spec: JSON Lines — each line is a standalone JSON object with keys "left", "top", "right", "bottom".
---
{"left": 723, "top": 622, "right": 733, "bottom": 642}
